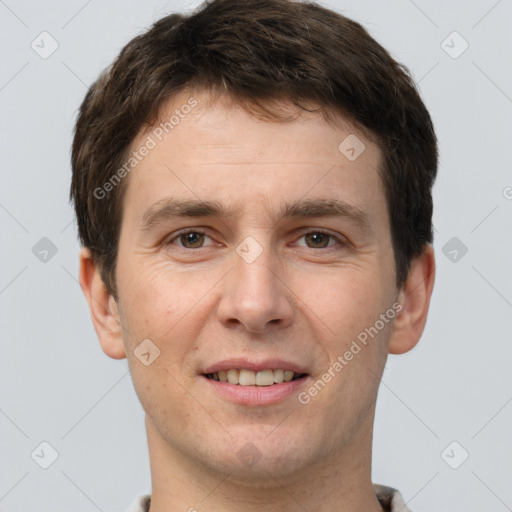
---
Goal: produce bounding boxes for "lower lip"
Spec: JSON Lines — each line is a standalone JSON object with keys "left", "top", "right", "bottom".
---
{"left": 201, "top": 375, "right": 309, "bottom": 406}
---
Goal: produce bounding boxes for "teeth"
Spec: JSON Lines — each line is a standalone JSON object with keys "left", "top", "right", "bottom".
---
{"left": 255, "top": 369, "right": 274, "bottom": 386}
{"left": 208, "top": 369, "right": 302, "bottom": 386}
{"left": 273, "top": 369, "right": 284, "bottom": 383}
{"left": 239, "top": 369, "right": 256, "bottom": 385}
{"left": 227, "top": 369, "right": 239, "bottom": 384}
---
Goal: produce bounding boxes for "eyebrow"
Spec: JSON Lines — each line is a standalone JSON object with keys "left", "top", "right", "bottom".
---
{"left": 138, "top": 196, "right": 373, "bottom": 234}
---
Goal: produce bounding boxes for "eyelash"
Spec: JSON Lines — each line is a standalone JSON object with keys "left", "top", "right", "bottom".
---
{"left": 165, "top": 228, "right": 346, "bottom": 250}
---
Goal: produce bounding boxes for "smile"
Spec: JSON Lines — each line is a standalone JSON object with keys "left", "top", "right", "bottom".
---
{"left": 204, "top": 368, "right": 307, "bottom": 386}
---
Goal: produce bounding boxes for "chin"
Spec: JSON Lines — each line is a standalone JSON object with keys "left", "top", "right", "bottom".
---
{"left": 198, "top": 424, "right": 315, "bottom": 483}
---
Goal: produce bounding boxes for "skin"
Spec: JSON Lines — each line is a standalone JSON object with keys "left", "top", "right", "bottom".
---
{"left": 79, "top": 89, "right": 435, "bottom": 512}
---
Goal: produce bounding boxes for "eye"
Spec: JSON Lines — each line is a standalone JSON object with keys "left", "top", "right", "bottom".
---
{"left": 166, "top": 229, "right": 345, "bottom": 251}
{"left": 294, "top": 230, "right": 343, "bottom": 249}
{"left": 167, "top": 230, "right": 215, "bottom": 249}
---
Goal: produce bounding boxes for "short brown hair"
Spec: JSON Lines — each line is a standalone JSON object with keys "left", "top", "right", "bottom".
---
{"left": 70, "top": 0, "right": 438, "bottom": 300}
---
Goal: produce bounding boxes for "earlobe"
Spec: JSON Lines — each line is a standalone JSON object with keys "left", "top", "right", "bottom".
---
{"left": 78, "top": 247, "right": 127, "bottom": 360}
{"left": 388, "top": 244, "right": 436, "bottom": 355}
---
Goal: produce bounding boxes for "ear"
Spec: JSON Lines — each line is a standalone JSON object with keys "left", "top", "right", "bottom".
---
{"left": 388, "top": 244, "right": 436, "bottom": 354}
{"left": 78, "top": 247, "right": 126, "bottom": 359}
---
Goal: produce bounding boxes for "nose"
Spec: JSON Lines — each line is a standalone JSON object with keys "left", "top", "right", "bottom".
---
{"left": 216, "top": 244, "right": 294, "bottom": 334}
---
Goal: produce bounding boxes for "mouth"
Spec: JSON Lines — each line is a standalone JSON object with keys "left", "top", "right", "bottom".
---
{"left": 200, "top": 359, "right": 310, "bottom": 404}
{"left": 203, "top": 368, "right": 308, "bottom": 386}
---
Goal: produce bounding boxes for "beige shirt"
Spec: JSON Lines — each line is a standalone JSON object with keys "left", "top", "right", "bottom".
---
{"left": 126, "top": 484, "right": 412, "bottom": 512}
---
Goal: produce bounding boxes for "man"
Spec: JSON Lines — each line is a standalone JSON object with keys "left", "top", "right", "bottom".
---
{"left": 70, "top": 0, "right": 437, "bottom": 510}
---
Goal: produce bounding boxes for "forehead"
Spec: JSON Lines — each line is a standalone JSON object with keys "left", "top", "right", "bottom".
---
{"left": 140, "top": 89, "right": 378, "bottom": 161}
{"left": 121, "top": 89, "right": 387, "bottom": 230}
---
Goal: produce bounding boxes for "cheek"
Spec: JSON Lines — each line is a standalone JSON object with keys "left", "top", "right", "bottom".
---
{"left": 292, "top": 265, "right": 393, "bottom": 394}
{"left": 118, "top": 259, "right": 200, "bottom": 333}
{"left": 117, "top": 261, "right": 219, "bottom": 380}
{"left": 116, "top": 267, "right": 199, "bottom": 417}
{"left": 295, "top": 266, "right": 388, "bottom": 335}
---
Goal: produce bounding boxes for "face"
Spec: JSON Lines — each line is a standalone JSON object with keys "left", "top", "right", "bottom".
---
{"left": 108, "top": 89, "right": 401, "bottom": 481}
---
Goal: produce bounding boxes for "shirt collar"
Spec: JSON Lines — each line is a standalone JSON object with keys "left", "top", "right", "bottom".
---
{"left": 126, "top": 484, "right": 412, "bottom": 512}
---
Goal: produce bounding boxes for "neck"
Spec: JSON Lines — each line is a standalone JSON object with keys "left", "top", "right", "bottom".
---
{"left": 145, "top": 415, "right": 384, "bottom": 512}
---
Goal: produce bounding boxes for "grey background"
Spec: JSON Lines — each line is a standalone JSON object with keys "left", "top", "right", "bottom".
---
{"left": 1, "top": 0, "right": 511, "bottom": 511}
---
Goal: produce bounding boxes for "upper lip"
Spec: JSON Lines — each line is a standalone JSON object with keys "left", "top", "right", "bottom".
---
{"left": 202, "top": 358, "right": 309, "bottom": 375}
